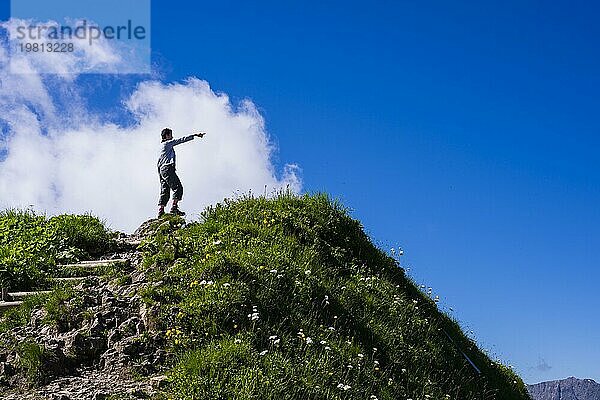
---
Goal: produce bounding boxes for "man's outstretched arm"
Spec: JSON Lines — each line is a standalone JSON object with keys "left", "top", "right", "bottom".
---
{"left": 171, "top": 132, "right": 206, "bottom": 146}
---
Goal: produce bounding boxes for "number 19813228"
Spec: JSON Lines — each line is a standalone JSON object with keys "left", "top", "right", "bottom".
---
{"left": 18, "top": 42, "right": 74, "bottom": 53}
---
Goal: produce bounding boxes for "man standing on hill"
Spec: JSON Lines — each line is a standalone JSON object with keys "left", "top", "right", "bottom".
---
{"left": 157, "top": 127, "right": 206, "bottom": 218}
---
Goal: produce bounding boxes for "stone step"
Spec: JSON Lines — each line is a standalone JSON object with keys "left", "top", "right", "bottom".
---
{"left": 79, "top": 258, "right": 128, "bottom": 264}
{"left": 53, "top": 276, "right": 99, "bottom": 283}
{"left": 58, "top": 259, "right": 129, "bottom": 278}
{"left": 60, "top": 258, "right": 129, "bottom": 268}
{"left": 7, "top": 290, "right": 52, "bottom": 301}
{"left": 1, "top": 259, "right": 126, "bottom": 301}
{"left": 0, "top": 300, "right": 23, "bottom": 312}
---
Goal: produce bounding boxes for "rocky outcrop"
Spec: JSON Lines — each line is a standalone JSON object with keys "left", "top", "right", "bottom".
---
{"left": 528, "top": 377, "right": 600, "bottom": 400}
{"left": 0, "top": 370, "right": 166, "bottom": 400}
{"left": 0, "top": 232, "right": 168, "bottom": 399}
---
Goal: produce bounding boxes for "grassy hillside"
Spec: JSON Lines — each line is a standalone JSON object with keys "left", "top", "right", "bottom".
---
{"left": 0, "top": 194, "right": 531, "bottom": 399}
{"left": 139, "top": 193, "right": 529, "bottom": 399}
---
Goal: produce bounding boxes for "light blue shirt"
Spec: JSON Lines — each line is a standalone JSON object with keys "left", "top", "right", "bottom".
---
{"left": 157, "top": 135, "right": 195, "bottom": 168}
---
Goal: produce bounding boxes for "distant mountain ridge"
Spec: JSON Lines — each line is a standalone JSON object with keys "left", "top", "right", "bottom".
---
{"left": 528, "top": 377, "right": 600, "bottom": 400}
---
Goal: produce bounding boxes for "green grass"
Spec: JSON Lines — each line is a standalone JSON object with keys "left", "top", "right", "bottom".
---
{"left": 0, "top": 194, "right": 531, "bottom": 398}
{"left": 140, "top": 193, "right": 531, "bottom": 400}
{"left": 0, "top": 209, "right": 113, "bottom": 290}
{"left": 0, "top": 291, "right": 50, "bottom": 332}
{"left": 0, "top": 286, "right": 80, "bottom": 333}
{"left": 17, "top": 340, "right": 46, "bottom": 385}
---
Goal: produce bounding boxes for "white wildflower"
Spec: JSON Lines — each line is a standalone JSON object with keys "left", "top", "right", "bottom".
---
{"left": 248, "top": 307, "right": 260, "bottom": 321}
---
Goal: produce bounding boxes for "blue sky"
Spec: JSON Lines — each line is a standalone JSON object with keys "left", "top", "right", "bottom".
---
{"left": 2, "top": 0, "right": 599, "bottom": 384}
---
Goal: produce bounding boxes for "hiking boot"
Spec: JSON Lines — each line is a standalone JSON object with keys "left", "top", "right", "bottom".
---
{"left": 157, "top": 208, "right": 165, "bottom": 218}
{"left": 170, "top": 206, "right": 186, "bottom": 216}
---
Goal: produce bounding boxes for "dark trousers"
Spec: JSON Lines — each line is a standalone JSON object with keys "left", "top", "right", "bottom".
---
{"left": 158, "top": 164, "right": 183, "bottom": 206}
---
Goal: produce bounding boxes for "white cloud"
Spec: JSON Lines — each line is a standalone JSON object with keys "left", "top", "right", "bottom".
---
{"left": 0, "top": 23, "right": 301, "bottom": 232}
{"left": 531, "top": 358, "right": 552, "bottom": 372}
{"left": 2, "top": 18, "right": 138, "bottom": 75}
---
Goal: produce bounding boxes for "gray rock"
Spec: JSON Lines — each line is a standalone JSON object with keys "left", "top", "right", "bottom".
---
{"left": 89, "top": 314, "right": 104, "bottom": 336}
{"left": 149, "top": 374, "right": 168, "bottom": 389}
{"left": 0, "top": 361, "right": 15, "bottom": 377}
{"left": 118, "top": 317, "right": 140, "bottom": 336}
{"left": 107, "top": 329, "right": 121, "bottom": 348}
{"left": 30, "top": 308, "right": 47, "bottom": 327}
{"left": 131, "top": 271, "right": 146, "bottom": 284}
{"left": 63, "top": 330, "right": 89, "bottom": 358}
